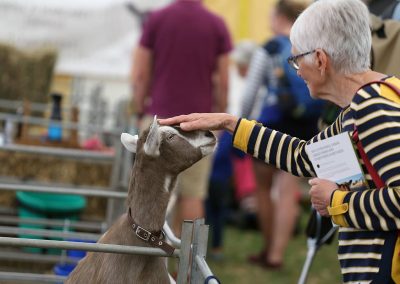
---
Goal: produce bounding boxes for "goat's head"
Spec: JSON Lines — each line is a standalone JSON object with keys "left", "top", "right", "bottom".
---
{"left": 121, "top": 116, "right": 216, "bottom": 174}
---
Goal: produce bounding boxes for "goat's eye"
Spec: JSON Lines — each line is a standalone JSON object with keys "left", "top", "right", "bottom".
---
{"left": 167, "top": 133, "right": 175, "bottom": 140}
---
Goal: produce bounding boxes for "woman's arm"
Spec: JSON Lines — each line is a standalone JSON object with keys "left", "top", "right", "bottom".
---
{"left": 160, "top": 112, "right": 342, "bottom": 177}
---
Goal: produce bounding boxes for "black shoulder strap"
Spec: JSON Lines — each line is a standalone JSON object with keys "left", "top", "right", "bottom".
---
{"left": 381, "top": 0, "right": 400, "bottom": 19}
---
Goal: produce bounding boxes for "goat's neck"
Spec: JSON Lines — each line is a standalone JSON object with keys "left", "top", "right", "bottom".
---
{"left": 127, "top": 154, "right": 176, "bottom": 232}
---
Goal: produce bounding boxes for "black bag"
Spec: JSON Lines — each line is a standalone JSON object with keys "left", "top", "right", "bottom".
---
{"left": 368, "top": 0, "right": 400, "bottom": 20}
{"left": 305, "top": 208, "right": 336, "bottom": 245}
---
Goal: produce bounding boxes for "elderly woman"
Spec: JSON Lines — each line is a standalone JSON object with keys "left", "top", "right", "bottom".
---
{"left": 160, "top": 0, "right": 400, "bottom": 282}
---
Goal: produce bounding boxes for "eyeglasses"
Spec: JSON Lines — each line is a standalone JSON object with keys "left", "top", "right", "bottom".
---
{"left": 287, "top": 50, "right": 316, "bottom": 70}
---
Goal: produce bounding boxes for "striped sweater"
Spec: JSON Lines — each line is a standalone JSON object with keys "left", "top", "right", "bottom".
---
{"left": 233, "top": 77, "right": 400, "bottom": 283}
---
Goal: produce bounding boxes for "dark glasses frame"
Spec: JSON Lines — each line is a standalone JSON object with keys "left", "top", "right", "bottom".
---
{"left": 287, "top": 50, "right": 316, "bottom": 70}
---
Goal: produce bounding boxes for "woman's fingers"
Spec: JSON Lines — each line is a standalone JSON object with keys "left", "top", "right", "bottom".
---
{"left": 308, "top": 178, "right": 319, "bottom": 186}
{"left": 159, "top": 113, "right": 237, "bottom": 132}
{"left": 158, "top": 115, "right": 191, "bottom": 126}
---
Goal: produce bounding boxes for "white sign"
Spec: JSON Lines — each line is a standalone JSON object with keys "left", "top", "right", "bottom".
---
{"left": 0, "top": 0, "right": 170, "bottom": 79}
{"left": 305, "top": 132, "right": 365, "bottom": 184}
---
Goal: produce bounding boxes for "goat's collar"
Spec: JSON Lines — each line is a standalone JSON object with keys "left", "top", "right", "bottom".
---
{"left": 127, "top": 208, "right": 175, "bottom": 256}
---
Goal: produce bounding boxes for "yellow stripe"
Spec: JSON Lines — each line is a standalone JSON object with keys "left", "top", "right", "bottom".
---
{"left": 323, "top": 126, "right": 329, "bottom": 138}
{"left": 233, "top": 119, "right": 256, "bottom": 152}
{"left": 388, "top": 189, "right": 400, "bottom": 212}
{"left": 253, "top": 127, "right": 265, "bottom": 158}
{"left": 339, "top": 238, "right": 385, "bottom": 246}
{"left": 348, "top": 193, "right": 360, "bottom": 229}
{"left": 286, "top": 139, "right": 293, "bottom": 172}
{"left": 265, "top": 130, "right": 276, "bottom": 164}
{"left": 342, "top": 118, "right": 355, "bottom": 129}
{"left": 343, "top": 107, "right": 351, "bottom": 116}
{"left": 357, "top": 88, "right": 372, "bottom": 99}
{"left": 302, "top": 144, "right": 314, "bottom": 174}
{"left": 339, "top": 227, "right": 365, "bottom": 232}
{"left": 369, "top": 190, "right": 388, "bottom": 231}
{"left": 379, "top": 161, "right": 400, "bottom": 179}
{"left": 379, "top": 190, "right": 400, "bottom": 228}
{"left": 316, "top": 131, "right": 323, "bottom": 141}
{"left": 387, "top": 175, "right": 400, "bottom": 185}
{"left": 294, "top": 146, "right": 304, "bottom": 176}
{"left": 371, "top": 83, "right": 381, "bottom": 95}
{"left": 363, "top": 133, "right": 400, "bottom": 153}
{"left": 328, "top": 124, "right": 335, "bottom": 136}
{"left": 353, "top": 98, "right": 400, "bottom": 112}
{"left": 338, "top": 253, "right": 381, "bottom": 260}
{"left": 392, "top": 235, "right": 400, "bottom": 283}
{"left": 341, "top": 266, "right": 379, "bottom": 274}
{"left": 369, "top": 138, "right": 400, "bottom": 164}
{"left": 359, "top": 122, "right": 400, "bottom": 148}
{"left": 359, "top": 191, "right": 373, "bottom": 230}
{"left": 328, "top": 203, "right": 348, "bottom": 216}
{"left": 356, "top": 109, "right": 400, "bottom": 129}
{"left": 275, "top": 133, "right": 287, "bottom": 169}
{"left": 330, "top": 190, "right": 349, "bottom": 227}
{"left": 386, "top": 77, "right": 400, "bottom": 86}
{"left": 382, "top": 77, "right": 400, "bottom": 103}
{"left": 335, "top": 116, "right": 342, "bottom": 133}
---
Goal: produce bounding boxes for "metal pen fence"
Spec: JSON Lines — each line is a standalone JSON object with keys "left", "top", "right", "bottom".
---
{"left": 0, "top": 219, "right": 219, "bottom": 283}
{"left": 0, "top": 107, "right": 219, "bottom": 283}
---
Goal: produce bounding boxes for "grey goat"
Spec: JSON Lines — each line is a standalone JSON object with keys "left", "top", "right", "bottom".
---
{"left": 66, "top": 116, "right": 216, "bottom": 284}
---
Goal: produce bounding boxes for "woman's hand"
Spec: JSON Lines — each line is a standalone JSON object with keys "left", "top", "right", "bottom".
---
{"left": 158, "top": 113, "right": 239, "bottom": 133}
{"left": 308, "top": 178, "right": 338, "bottom": 216}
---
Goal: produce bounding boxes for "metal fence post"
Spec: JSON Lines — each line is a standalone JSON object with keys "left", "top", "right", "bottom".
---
{"left": 105, "top": 136, "right": 124, "bottom": 227}
{"left": 177, "top": 220, "right": 193, "bottom": 284}
{"left": 190, "top": 219, "right": 209, "bottom": 284}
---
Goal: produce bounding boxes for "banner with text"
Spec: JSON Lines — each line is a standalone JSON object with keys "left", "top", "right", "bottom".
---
{"left": 0, "top": 0, "right": 170, "bottom": 79}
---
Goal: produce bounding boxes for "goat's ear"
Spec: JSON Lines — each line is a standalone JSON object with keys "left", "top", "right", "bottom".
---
{"left": 121, "top": 133, "right": 138, "bottom": 153}
{"left": 144, "top": 115, "right": 160, "bottom": 157}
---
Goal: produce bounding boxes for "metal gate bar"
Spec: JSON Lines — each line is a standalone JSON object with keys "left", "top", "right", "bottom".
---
{"left": 0, "top": 216, "right": 105, "bottom": 232}
{"left": 0, "top": 271, "right": 66, "bottom": 283}
{"left": 0, "top": 226, "right": 100, "bottom": 241}
{"left": 0, "top": 143, "right": 115, "bottom": 160}
{"left": 0, "top": 219, "right": 220, "bottom": 283}
{"left": 0, "top": 183, "right": 127, "bottom": 199}
{"left": 0, "top": 237, "right": 180, "bottom": 257}
{"left": 0, "top": 250, "right": 78, "bottom": 264}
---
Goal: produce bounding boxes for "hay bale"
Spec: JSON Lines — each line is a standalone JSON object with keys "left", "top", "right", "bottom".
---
{"left": 0, "top": 152, "right": 113, "bottom": 218}
{"left": 0, "top": 44, "right": 57, "bottom": 105}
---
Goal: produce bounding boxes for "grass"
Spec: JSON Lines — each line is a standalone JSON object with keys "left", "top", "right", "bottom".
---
{"left": 206, "top": 211, "right": 342, "bottom": 284}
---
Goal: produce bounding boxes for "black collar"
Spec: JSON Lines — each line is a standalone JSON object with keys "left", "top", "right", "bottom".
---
{"left": 127, "top": 208, "right": 175, "bottom": 256}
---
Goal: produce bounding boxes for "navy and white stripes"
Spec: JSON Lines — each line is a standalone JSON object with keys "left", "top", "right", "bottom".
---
{"left": 233, "top": 78, "right": 400, "bottom": 283}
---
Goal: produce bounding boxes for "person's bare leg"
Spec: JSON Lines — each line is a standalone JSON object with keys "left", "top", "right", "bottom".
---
{"left": 173, "top": 196, "right": 204, "bottom": 237}
{"left": 172, "top": 155, "right": 211, "bottom": 237}
{"left": 252, "top": 161, "right": 276, "bottom": 255}
{"left": 267, "top": 171, "right": 301, "bottom": 265}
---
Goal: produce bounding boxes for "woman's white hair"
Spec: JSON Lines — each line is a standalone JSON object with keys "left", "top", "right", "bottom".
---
{"left": 290, "top": 0, "right": 371, "bottom": 74}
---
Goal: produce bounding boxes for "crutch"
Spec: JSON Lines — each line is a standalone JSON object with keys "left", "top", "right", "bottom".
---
{"left": 298, "top": 208, "right": 338, "bottom": 284}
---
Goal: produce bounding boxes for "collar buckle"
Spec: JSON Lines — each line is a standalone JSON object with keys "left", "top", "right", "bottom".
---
{"left": 135, "top": 225, "right": 151, "bottom": 241}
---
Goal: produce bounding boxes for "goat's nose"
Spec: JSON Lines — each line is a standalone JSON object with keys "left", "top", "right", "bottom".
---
{"left": 205, "top": 131, "right": 214, "bottom": 138}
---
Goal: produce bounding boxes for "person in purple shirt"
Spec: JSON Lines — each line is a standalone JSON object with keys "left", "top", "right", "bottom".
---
{"left": 132, "top": 0, "right": 232, "bottom": 237}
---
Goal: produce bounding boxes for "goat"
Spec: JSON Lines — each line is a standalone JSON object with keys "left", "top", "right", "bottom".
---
{"left": 66, "top": 116, "right": 216, "bottom": 284}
